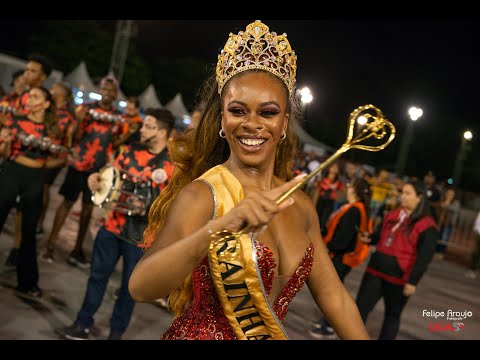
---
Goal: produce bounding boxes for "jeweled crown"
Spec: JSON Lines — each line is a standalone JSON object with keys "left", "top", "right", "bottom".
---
{"left": 216, "top": 20, "right": 297, "bottom": 96}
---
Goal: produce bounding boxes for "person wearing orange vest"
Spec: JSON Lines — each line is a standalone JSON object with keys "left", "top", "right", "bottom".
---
{"left": 310, "top": 178, "right": 371, "bottom": 339}
{"left": 355, "top": 180, "right": 439, "bottom": 339}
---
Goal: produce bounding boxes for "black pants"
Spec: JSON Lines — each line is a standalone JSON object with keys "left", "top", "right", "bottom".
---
{"left": 355, "top": 272, "right": 409, "bottom": 340}
{"left": 0, "top": 161, "right": 45, "bottom": 290}
{"left": 316, "top": 198, "right": 334, "bottom": 234}
{"left": 332, "top": 255, "right": 352, "bottom": 282}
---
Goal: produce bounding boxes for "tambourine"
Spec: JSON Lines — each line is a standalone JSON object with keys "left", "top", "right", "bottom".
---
{"left": 91, "top": 166, "right": 122, "bottom": 206}
{"left": 91, "top": 166, "right": 150, "bottom": 216}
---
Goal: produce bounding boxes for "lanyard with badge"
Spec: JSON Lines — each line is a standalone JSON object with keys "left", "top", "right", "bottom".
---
{"left": 385, "top": 209, "right": 408, "bottom": 247}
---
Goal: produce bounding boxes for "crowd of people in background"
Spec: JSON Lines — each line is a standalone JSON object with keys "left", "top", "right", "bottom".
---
{"left": 292, "top": 150, "right": 479, "bottom": 273}
{"left": 0, "top": 54, "right": 177, "bottom": 339}
{"left": 0, "top": 51, "right": 479, "bottom": 341}
{"left": 292, "top": 149, "right": 480, "bottom": 338}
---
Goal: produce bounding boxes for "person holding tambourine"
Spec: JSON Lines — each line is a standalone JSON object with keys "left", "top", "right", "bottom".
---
{"left": 55, "top": 107, "right": 174, "bottom": 340}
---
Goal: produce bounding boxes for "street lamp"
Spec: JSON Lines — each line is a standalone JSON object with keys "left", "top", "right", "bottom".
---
{"left": 464, "top": 130, "right": 473, "bottom": 141}
{"left": 395, "top": 106, "right": 423, "bottom": 175}
{"left": 300, "top": 86, "right": 313, "bottom": 132}
{"left": 300, "top": 87, "right": 313, "bottom": 104}
{"left": 452, "top": 130, "right": 473, "bottom": 187}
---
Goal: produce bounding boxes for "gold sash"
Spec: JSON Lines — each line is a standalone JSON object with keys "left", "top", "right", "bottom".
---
{"left": 199, "top": 165, "right": 288, "bottom": 340}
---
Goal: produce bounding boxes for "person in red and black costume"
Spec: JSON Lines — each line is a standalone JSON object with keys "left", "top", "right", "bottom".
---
{"left": 44, "top": 76, "right": 123, "bottom": 268}
{"left": 56, "top": 108, "right": 174, "bottom": 340}
{"left": 0, "top": 86, "right": 60, "bottom": 299}
{"left": 355, "top": 180, "right": 439, "bottom": 340}
{"left": 2, "top": 56, "right": 52, "bottom": 268}
{"left": 0, "top": 70, "right": 28, "bottom": 111}
{"left": 18, "top": 54, "right": 53, "bottom": 114}
{"left": 1, "top": 70, "right": 28, "bottom": 173}
{"left": 37, "top": 82, "right": 77, "bottom": 244}
{"left": 310, "top": 178, "right": 372, "bottom": 339}
{"left": 312, "top": 162, "right": 344, "bottom": 234}
{"left": 1, "top": 71, "right": 27, "bottom": 269}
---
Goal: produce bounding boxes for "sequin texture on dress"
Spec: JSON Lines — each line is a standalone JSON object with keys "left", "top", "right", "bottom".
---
{"left": 161, "top": 241, "right": 314, "bottom": 340}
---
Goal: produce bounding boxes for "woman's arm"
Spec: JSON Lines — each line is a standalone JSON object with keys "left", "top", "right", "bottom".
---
{"left": 129, "top": 175, "right": 306, "bottom": 303}
{"left": 303, "top": 195, "right": 370, "bottom": 340}
{"left": 129, "top": 181, "right": 216, "bottom": 302}
{"left": 0, "top": 127, "right": 12, "bottom": 159}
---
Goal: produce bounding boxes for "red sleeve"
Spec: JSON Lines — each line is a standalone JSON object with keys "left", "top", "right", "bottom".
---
{"left": 317, "top": 178, "right": 331, "bottom": 192}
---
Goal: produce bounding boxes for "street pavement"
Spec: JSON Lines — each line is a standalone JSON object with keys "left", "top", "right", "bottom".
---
{"left": 1, "top": 168, "right": 479, "bottom": 340}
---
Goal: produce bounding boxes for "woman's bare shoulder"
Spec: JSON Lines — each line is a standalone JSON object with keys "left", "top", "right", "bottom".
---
{"left": 171, "top": 180, "right": 214, "bottom": 212}
{"left": 293, "top": 188, "right": 315, "bottom": 210}
{"left": 160, "top": 179, "right": 215, "bottom": 240}
{"left": 273, "top": 176, "right": 316, "bottom": 218}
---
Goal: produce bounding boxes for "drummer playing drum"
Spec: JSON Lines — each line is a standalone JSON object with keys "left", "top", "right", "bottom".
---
{"left": 55, "top": 108, "right": 175, "bottom": 340}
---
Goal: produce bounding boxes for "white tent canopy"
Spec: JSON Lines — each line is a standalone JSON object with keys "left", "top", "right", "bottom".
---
{"left": 0, "top": 53, "right": 63, "bottom": 92}
{"left": 165, "top": 93, "right": 189, "bottom": 118}
{"left": 293, "top": 122, "right": 335, "bottom": 156}
{"left": 139, "top": 84, "right": 162, "bottom": 109}
{"left": 64, "top": 61, "right": 97, "bottom": 93}
{"left": 66, "top": 64, "right": 129, "bottom": 102}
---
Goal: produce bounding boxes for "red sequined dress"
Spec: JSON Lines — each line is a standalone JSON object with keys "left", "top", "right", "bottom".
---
{"left": 161, "top": 241, "right": 314, "bottom": 340}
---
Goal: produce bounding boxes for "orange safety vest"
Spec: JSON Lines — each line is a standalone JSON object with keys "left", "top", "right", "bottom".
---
{"left": 323, "top": 201, "right": 371, "bottom": 268}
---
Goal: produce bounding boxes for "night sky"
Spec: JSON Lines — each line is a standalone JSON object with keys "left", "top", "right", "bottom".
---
{"left": 132, "top": 20, "right": 480, "bottom": 189}
{"left": 1, "top": 19, "right": 479, "bottom": 190}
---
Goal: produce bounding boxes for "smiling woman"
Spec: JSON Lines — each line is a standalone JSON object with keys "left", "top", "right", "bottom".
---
{"left": 128, "top": 20, "right": 370, "bottom": 340}
{"left": 221, "top": 71, "right": 289, "bottom": 169}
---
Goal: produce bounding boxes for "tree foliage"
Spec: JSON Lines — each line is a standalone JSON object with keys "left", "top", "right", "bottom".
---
{"left": 149, "top": 56, "right": 211, "bottom": 111}
{"left": 27, "top": 20, "right": 150, "bottom": 95}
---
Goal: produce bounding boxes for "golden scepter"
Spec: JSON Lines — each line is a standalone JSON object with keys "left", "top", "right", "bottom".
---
{"left": 210, "top": 104, "right": 396, "bottom": 257}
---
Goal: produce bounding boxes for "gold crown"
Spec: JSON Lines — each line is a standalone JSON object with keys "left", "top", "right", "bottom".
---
{"left": 216, "top": 20, "right": 297, "bottom": 96}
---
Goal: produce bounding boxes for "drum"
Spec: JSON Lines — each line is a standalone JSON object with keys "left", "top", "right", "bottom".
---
{"left": 91, "top": 166, "right": 122, "bottom": 206}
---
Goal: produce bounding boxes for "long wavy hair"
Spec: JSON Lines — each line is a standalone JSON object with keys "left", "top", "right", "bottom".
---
{"left": 143, "top": 69, "right": 303, "bottom": 316}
